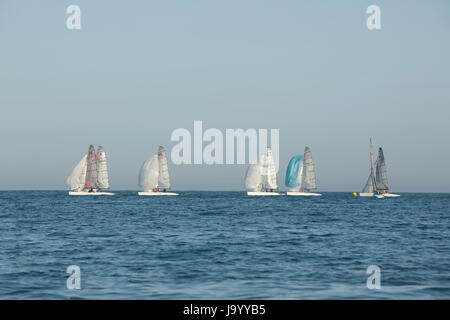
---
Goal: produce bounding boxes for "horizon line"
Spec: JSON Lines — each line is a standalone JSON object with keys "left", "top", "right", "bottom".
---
{"left": 0, "top": 189, "right": 449, "bottom": 194}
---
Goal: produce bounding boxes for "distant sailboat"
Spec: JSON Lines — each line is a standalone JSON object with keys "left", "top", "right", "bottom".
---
{"left": 246, "top": 147, "right": 282, "bottom": 196}
{"left": 138, "top": 146, "right": 179, "bottom": 196}
{"left": 67, "top": 145, "right": 114, "bottom": 195}
{"left": 285, "top": 146, "right": 322, "bottom": 196}
{"left": 359, "top": 138, "right": 400, "bottom": 198}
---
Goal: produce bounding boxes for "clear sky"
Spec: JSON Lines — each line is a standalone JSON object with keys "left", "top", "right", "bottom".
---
{"left": 1, "top": 0, "right": 449, "bottom": 191}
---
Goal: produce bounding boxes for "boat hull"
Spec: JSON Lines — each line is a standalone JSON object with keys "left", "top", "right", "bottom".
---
{"left": 247, "top": 191, "right": 282, "bottom": 196}
{"left": 68, "top": 191, "right": 115, "bottom": 196}
{"left": 138, "top": 192, "right": 179, "bottom": 196}
{"left": 286, "top": 192, "right": 322, "bottom": 196}
{"left": 359, "top": 192, "right": 399, "bottom": 198}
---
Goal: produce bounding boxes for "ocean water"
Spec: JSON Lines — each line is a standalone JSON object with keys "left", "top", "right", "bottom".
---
{"left": 0, "top": 191, "right": 449, "bottom": 300}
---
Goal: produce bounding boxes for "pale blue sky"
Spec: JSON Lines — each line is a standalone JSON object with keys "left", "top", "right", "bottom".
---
{"left": 1, "top": 1, "right": 449, "bottom": 191}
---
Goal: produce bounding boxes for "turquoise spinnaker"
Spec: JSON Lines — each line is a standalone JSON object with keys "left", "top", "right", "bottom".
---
{"left": 285, "top": 155, "right": 303, "bottom": 188}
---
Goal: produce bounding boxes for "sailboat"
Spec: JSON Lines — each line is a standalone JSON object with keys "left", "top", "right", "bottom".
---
{"left": 67, "top": 145, "right": 114, "bottom": 195}
{"left": 359, "top": 138, "right": 400, "bottom": 198}
{"left": 285, "top": 146, "right": 322, "bottom": 196}
{"left": 245, "top": 147, "right": 282, "bottom": 196}
{"left": 138, "top": 146, "right": 179, "bottom": 196}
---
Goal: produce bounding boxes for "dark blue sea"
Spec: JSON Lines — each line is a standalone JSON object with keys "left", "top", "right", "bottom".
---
{"left": 0, "top": 191, "right": 449, "bottom": 299}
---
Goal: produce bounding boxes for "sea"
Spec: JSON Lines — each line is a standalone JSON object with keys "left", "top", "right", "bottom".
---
{"left": 0, "top": 191, "right": 449, "bottom": 299}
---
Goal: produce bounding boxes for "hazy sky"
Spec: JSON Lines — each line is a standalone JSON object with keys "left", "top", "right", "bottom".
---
{"left": 1, "top": 1, "right": 449, "bottom": 191}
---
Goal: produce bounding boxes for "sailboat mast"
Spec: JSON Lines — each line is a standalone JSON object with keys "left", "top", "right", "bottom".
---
{"left": 369, "top": 138, "right": 377, "bottom": 191}
{"left": 299, "top": 148, "right": 306, "bottom": 191}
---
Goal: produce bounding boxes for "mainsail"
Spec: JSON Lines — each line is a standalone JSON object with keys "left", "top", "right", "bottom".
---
{"left": 84, "top": 145, "right": 98, "bottom": 190}
{"left": 375, "top": 147, "right": 389, "bottom": 190}
{"left": 301, "top": 146, "right": 317, "bottom": 190}
{"left": 157, "top": 146, "right": 170, "bottom": 188}
{"left": 261, "top": 148, "right": 278, "bottom": 189}
{"left": 96, "top": 146, "right": 110, "bottom": 189}
{"left": 245, "top": 163, "right": 264, "bottom": 191}
{"left": 138, "top": 155, "right": 159, "bottom": 191}
{"left": 66, "top": 155, "right": 87, "bottom": 191}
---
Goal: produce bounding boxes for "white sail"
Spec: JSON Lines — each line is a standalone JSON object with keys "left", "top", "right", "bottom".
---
{"left": 96, "top": 146, "right": 110, "bottom": 189}
{"left": 245, "top": 163, "right": 264, "bottom": 191}
{"left": 96, "top": 147, "right": 109, "bottom": 187}
{"left": 66, "top": 155, "right": 87, "bottom": 191}
{"left": 261, "top": 148, "right": 278, "bottom": 189}
{"left": 84, "top": 145, "right": 98, "bottom": 190}
{"left": 301, "top": 146, "right": 317, "bottom": 191}
{"left": 157, "top": 146, "right": 170, "bottom": 188}
{"left": 138, "top": 155, "right": 159, "bottom": 191}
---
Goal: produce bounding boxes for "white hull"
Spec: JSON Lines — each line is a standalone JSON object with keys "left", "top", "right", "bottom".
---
{"left": 384, "top": 193, "right": 400, "bottom": 197}
{"left": 138, "top": 191, "right": 179, "bottom": 196}
{"left": 359, "top": 192, "right": 399, "bottom": 198}
{"left": 286, "top": 192, "right": 322, "bottom": 196}
{"left": 247, "top": 191, "right": 282, "bottom": 196}
{"left": 359, "top": 193, "right": 384, "bottom": 198}
{"left": 69, "top": 191, "right": 115, "bottom": 196}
